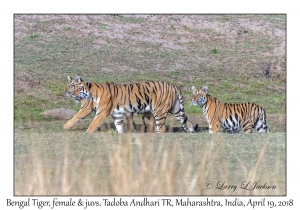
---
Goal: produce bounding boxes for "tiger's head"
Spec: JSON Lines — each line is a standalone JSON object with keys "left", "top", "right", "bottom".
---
{"left": 190, "top": 86, "right": 208, "bottom": 108}
{"left": 73, "top": 79, "right": 93, "bottom": 103}
{"left": 65, "top": 76, "right": 83, "bottom": 99}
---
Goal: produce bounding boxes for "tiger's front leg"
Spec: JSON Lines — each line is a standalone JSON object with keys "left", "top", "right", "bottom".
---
{"left": 64, "top": 100, "right": 93, "bottom": 129}
{"left": 86, "top": 110, "right": 111, "bottom": 133}
{"left": 124, "top": 113, "right": 136, "bottom": 132}
{"left": 210, "top": 122, "right": 221, "bottom": 134}
{"left": 142, "top": 112, "right": 155, "bottom": 132}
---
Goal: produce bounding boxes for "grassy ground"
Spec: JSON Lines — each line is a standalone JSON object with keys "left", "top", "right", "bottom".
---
{"left": 14, "top": 14, "right": 286, "bottom": 123}
{"left": 15, "top": 130, "right": 285, "bottom": 195}
{"left": 14, "top": 14, "right": 286, "bottom": 195}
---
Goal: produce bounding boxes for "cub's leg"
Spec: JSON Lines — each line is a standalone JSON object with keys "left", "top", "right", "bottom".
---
{"left": 242, "top": 122, "right": 254, "bottom": 133}
{"left": 64, "top": 100, "right": 93, "bottom": 129}
{"left": 255, "top": 110, "right": 270, "bottom": 133}
{"left": 243, "top": 127, "right": 254, "bottom": 133}
{"left": 210, "top": 122, "right": 221, "bottom": 134}
{"left": 255, "top": 119, "right": 270, "bottom": 133}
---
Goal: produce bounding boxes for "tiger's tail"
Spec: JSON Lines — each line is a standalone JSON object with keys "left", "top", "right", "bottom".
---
{"left": 172, "top": 88, "right": 197, "bottom": 133}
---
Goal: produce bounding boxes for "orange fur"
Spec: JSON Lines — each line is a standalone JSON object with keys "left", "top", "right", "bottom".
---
{"left": 191, "top": 86, "right": 270, "bottom": 134}
{"left": 64, "top": 76, "right": 154, "bottom": 132}
{"left": 72, "top": 78, "right": 196, "bottom": 133}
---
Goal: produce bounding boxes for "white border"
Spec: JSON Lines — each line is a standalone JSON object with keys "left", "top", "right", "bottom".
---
{"left": 3, "top": 0, "right": 299, "bottom": 209}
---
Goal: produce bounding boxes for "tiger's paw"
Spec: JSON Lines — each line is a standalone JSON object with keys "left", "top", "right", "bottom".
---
{"left": 86, "top": 128, "right": 94, "bottom": 133}
{"left": 63, "top": 121, "right": 73, "bottom": 130}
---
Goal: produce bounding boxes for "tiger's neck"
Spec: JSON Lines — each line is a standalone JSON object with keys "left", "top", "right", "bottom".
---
{"left": 202, "top": 95, "right": 221, "bottom": 123}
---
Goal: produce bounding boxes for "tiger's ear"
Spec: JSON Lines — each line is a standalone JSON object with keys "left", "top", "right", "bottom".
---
{"left": 68, "top": 76, "right": 72, "bottom": 81}
{"left": 85, "top": 81, "right": 92, "bottom": 89}
{"left": 190, "top": 86, "right": 196, "bottom": 92}
{"left": 76, "top": 76, "right": 83, "bottom": 83}
{"left": 202, "top": 86, "right": 208, "bottom": 93}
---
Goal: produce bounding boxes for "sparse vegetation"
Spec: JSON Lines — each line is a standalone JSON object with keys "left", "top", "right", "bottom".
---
{"left": 29, "top": 34, "right": 39, "bottom": 39}
{"left": 210, "top": 47, "right": 218, "bottom": 54}
{"left": 64, "top": 26, "right": 71, "bottom": 31}
{"left": 15, "top": 130, "right": 285, "bottom": 195}
{"left": 118, "top": 15, "right": 144, "bottom": 23}
{"left": 99, "top": 25, "right": 106, "bottom": 30}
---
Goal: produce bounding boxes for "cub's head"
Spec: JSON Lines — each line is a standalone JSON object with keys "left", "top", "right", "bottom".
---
{"left": 190, "top": 86, "right": 208, "bottom": 107}
{"left": 65, "top": 76, "right": 83, "bottom": 98}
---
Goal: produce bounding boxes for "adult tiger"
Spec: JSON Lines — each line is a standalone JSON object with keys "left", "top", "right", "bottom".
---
{"left": 71, "top": 76, "right": 196, "bottom": 133}
{"left": 191, "top": 86, "right": 270, "bottom": 133}
{"left": 64, "top": 76, "right": 154, "bottom": 132}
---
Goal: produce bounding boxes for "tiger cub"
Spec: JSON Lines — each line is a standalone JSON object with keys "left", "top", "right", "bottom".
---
{"left": 191, "top": 86, "right": 270, "bottom": 133}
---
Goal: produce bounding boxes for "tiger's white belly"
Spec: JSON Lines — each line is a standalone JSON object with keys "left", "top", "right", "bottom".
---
{"left": 221, "top": 117, "right": 242, "bottom": 133}
{"left": 112, "top": 105, "right": 151, "bottom": 118}
{"left": 111, "top": 105, "right": 151, "bottom": 133}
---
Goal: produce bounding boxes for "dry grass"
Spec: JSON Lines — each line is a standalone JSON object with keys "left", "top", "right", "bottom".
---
{"left": 15, "top": 130, "right": 285, "bottom": 196}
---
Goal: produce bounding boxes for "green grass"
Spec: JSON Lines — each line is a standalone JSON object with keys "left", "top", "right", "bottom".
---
{"left": 14, "top": 15, "right": 285, "bottom": 125}
{"left": 29, "top": 34, "right": 39, "bottom": 39}
{"left": 64, "top": 26, "right": 72, "bottom": 31}
{"left": 118, "top": 15, "right": 144, "bottom": 23}
{"left": 99, "top": 25, "right": 106, "bottom": 30}
{"left": 210, "top": 47, "right": 219, "bottom": 54}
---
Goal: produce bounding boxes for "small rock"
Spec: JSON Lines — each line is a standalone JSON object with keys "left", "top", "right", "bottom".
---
{"left": 230, "top": 30, "right": 239, "bottom": 39}
{"left": 41, "top": 108, "right": 77, "bottom": 120}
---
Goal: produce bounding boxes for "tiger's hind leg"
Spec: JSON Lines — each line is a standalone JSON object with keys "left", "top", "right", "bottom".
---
{"left": 153, "top": 112, "right": 168, "bottom": 133}
{"left": 254, "top": 110, "right": 270, "bottom": 133}
{"left": 255, "top": 119, "right": 270, "bottom": 133}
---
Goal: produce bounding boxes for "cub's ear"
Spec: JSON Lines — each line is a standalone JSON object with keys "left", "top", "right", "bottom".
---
{"left": 68, "top": 76, "right": 72, "bottom": 81}
{"left": 202, "top": 86, "right": 208, "bottom": 93}
{"left": 76, "top": 76, "right": 83, "bottom": 83}
{"left": 85, "top": 81, "right": 92, "bottom": 89}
